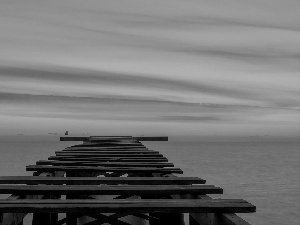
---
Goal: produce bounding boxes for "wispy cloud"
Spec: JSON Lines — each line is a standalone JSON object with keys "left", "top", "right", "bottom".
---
{"left": 160, "top": 115, "right": 220, "bottom": 122}
{"left": 0, "top": 66, "right": 259, "bottom": 99}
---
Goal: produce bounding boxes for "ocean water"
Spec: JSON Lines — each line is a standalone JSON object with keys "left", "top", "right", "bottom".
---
{"left": 0, "top": 137, "right": 299, "bottom": 225}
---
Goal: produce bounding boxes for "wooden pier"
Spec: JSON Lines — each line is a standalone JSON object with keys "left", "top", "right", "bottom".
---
{"left": 0, "top": 136, "right": 256, "bottom": 225}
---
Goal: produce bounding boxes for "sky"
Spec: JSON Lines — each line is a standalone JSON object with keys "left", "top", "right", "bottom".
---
{"left": 0, "top": 0, "right": 299, "bottom": 137}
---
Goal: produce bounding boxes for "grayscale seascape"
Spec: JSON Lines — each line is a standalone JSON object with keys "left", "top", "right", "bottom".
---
{"left": 0, "top": 0, "right": 299, "bottom": 224}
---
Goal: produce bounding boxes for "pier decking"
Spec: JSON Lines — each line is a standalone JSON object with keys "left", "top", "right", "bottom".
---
{"left": 0, "top": 136, "right": 256, "bottom": 225}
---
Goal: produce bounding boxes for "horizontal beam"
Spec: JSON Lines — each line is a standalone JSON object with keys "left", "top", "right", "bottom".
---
{"left": 48, "top": 156, "right": 169, "bottom": 162}
{"left": 55, "top": 153, "right": 163, "bottom": 157}
{"left": 0, "top": 199, "right": 255, "bottom": 214}
{"left": 59, "top": 150, "right": 159, "bottom": 154}
{"left": 0, "top": 185, "right": 223, "bottom": 195}
{"left": 134, "top": 136, "right": 168, "bottom": 141}
{"left": 26, "top": 165, "right": 183, "bottom": 174}
{"left": 65, "top": 147, "right": 148, "bottom": 150}
{"left": 60, "top": 136, "right": 168, "bottom": 142}
{"left": 54, "top": 154, "right": 164, "bottom": 159}
{"left": 60, "top": 137, "right": 90, "bottom": 141}
{"left": 71, "top": 143, "right": 143, "bottom": 147}
{"left": 64, "top": 147, "right": 149, "bottom": 151}
{"left": 0, "top": 176, "right": 206, "bottom": 185}
{"left": 36, "top": 160, "right": 174, "bottom": 168}
{"left": 71, "top": 142, "right": 143, "bottom": 147}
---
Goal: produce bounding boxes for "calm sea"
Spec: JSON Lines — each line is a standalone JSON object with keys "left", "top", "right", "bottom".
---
{"left": 0, "top": 136, "right": 299, "bottom": 225}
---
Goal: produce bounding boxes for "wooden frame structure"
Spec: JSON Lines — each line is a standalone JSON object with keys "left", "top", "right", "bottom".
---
{"left": 0, "top": 136, "right": 255, "bottom": 225}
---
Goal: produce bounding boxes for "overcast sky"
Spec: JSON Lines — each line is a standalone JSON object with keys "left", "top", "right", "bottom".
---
{"left": 0, "top": 0, "right": 299, "bottom": 137}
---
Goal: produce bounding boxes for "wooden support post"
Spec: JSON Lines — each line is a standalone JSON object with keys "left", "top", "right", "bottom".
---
{"left": 32, "top": 172, "right": 58, "bottom": 225}
{"left": 149, "top": 174, "right": 185, "bottom": 225}
{"left": 185, "top": 194, "right": 252, "bottom": 225}
{"left": 66, "top": 171, "right": 78, "bottom": 225}
{"left": 189, "top": 215, "right": 200, "bottom": 225}
{"left": 32, "top": 213, "right": 51, "bottom": 225}
{"left": 32, "top": 195, "right": 59, "bottom": 225}
{"left": 0, "top": 172, "right": 58, "bottom": 225}
{"left": 0, "top": 195, "right": 24, "bottom": 225}
{"left": 149, "top": 212, "right": 184, "bottom": 225}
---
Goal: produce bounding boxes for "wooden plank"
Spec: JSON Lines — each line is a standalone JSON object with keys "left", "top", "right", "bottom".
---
{"left": 48, "top": 156, "right": 168, "bottom": 162}
{"left": 62, "top": 148, "right": 150, "bottom": 153}
{"left": 71, "top": 141, "right": 142, "bottom": 147}
{"left": 0, "top": 185, "right": 223, "bottom": 195}
{"left": 60, "top": 136, "right": 168, "bottom": 142}
{"left": 59, "top": 150, "right": 159, "bottom": 154}
{"left": 89, "top": 136, "right": 168, "bottom": 142}
{"left": 60, "top": 137, "right": 90, "bottom": 141}
{"left": 55, "top": 152, "right": 163, "bottom": 157}
{"left": 52, "top": 155, "right": 165, "bottom": 159}
{"left": 85, "top": 137, "right": 135, "bottom": 143}
{"left": 134, "top": 137, "right": 168, "bottom": 141}
{"left": 66, "top": 146, "right": 147, "bottom": 150}
{"left": 26, "top": 165, "right": 183, "bottom": 174}
{"left": 69, "top": 145, "right": 145, "bottom": 149}
{"left": 64, "top": 148, "right": 148, "bottom": 151}
{"left": 36, "top": 160, "right": 174, "bottom": 168}
{"left": 0, "top": 199, "right": 256, "bottom": 214}
{"left": 74, "top": 142, "right": 142, "bottom": 145}
{"left": 0, "top": 176, "right": 206, "bottom": 185}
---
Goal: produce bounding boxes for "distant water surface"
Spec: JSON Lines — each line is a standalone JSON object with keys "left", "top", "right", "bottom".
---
{"left": 0, "top": 136, "right": 299, "bottom": 225}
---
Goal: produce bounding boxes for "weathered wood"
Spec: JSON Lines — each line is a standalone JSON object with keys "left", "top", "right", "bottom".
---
{"left": 60, "top": 137, "right": 90, "bottom": 141}
{"left": 64, "top": 147, "right": 148, "bottom": 151}
{"left": 52, "top": 155, "right": 166, "bottom": 159}
{"left": 71, "top": 142, "right": 142, "bottom": 147}
{"left": 187, "top": 195, "right": 253, "bottom": 225}
{"left": 70, "top": 144, "right": 143, "bottom": 148}
{"left": 74, "top": 142, "right": 143, "bottom": 146}
{"left": 150, "top": 173, "right": 185, "bottom": 225}
{"left": 0, "top": 176, "right": 206, "bottom": 185}
{"left": 0, "top": 173, "right": 54, "bottom": 225}
{"left": 134, "top": 137, "right": 168, "bottom": 141}
{"left": 59, "top": 150, "right": 159, "bottom": 154}
{"left": 68, "top": 146, "right": 148, "bottom": 150}
{"left": 0, "top": 195, "right": 25, "bottom": 225}
{"left": 66, "top": 146, "right": 148, "bottom": 150}
{"left": 48, "top": 156, "right": 169, "bottom": 162}
{"left": 26, "top": 165, "right": 183, "bottom": 174}
{"left": 0, "top": 185, "right": 222, "bottom": 195}
{"left": 90, "top": 136, "right": 168, "bottom": 142}
{"left": 55, "top": 152, "right": 163, "bottom": 157}
{"left": 1, "top": 134, "right": 256, "bottom": 225}
{"left": 31, "top": 172, "right": 56, "bottom": 225}
{"left": 0, "top": 199, "right": 256, "bottom": 214}
{"left": 65, "top": 171, "right": 77, "bottom": 225}
{"left": 60, "top": 136, "right": 168, "bottom": 142}
{"left": 36, "top": 160, "right": 174, "bottom": 167}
